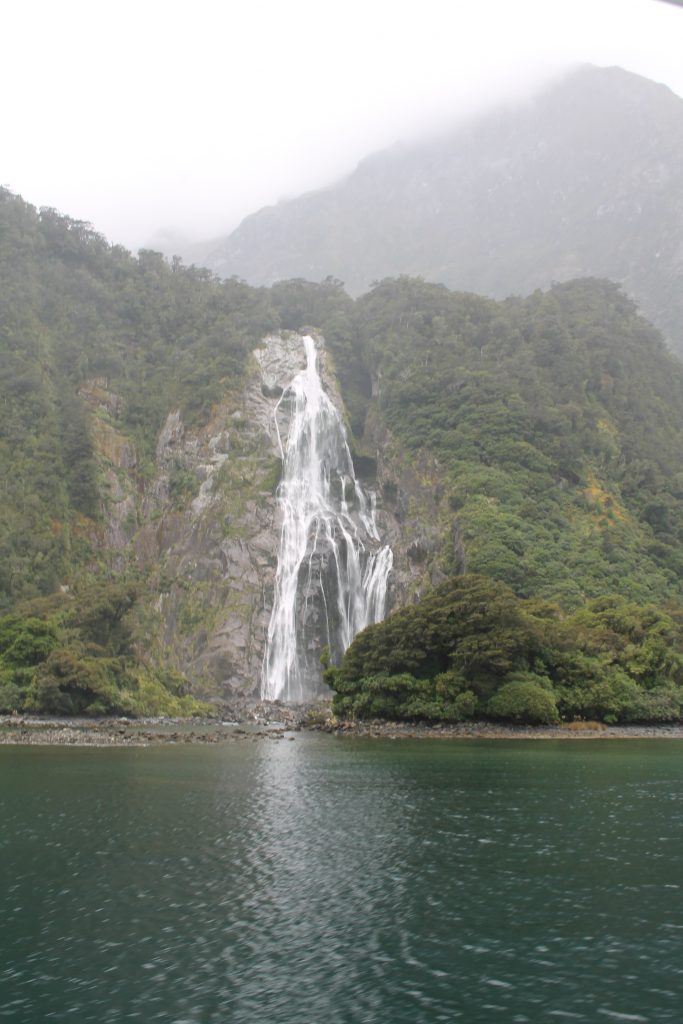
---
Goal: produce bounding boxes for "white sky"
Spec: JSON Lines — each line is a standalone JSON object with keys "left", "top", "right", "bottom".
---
{"left": 2, "top": 0, "right": 681, "bottom": 251}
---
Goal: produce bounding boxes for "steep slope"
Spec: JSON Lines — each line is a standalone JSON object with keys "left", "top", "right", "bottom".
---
{"left": 356, "top": 276, "right": 683, "bottom": 609}
{"left": 0, "top": 189, "right": 277, "bottom": 606}
{"left": 325, "top": 276, "right": 683, "bottom": 725}
{"left": 5, "top": 188, "right": 683, "bottom": 716}
{"left": 196, "top": 64, "right": 683, "bottom": 354}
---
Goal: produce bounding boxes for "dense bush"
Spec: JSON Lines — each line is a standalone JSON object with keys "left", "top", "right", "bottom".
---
{"left": 0, "top": 583, "right": 207, "bottom": 717}
{"left": 331, "top": 671, "right": 478, "bottom": 723}
{"left": 487, "top": 679, "right": 560, "bottom": 725}
{"left": 326, "top": 576, "right": 683, "bottom": 725}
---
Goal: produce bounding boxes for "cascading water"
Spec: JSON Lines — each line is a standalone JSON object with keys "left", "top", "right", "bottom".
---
{"left": 262, "top": 335, "right": 393, "bottom": 702}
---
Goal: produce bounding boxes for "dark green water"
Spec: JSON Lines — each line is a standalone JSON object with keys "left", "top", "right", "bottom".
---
{"left": 1, "top": 737, "right": 682, "bottom": 1023}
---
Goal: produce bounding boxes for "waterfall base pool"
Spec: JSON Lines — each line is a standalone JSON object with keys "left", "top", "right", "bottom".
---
{"left": 2, "top": 736, "right": 682, "bottom": 1023}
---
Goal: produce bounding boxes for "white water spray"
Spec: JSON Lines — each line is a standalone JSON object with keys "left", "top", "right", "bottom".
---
{"left": 262, "top": 335, "right": 393, "bottom": 702}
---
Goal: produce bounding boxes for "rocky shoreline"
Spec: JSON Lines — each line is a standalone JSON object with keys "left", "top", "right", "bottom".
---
{"left": 0, "top": 700, "right": 315, "bottom": 747}
{"left": 3, "top": 703, "right": 683, "bottom": 746}
{"left": 312, "top": 719, "right": 683, "bottom": 740}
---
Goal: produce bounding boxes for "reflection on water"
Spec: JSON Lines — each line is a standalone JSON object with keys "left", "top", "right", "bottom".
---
{"left": 1, "top": 737, "right": 682, "bottom": 1022}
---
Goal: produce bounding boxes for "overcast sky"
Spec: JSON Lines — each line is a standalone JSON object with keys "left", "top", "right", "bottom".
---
{"left": 2, "top": 0, "right": 681, "bottom": 252}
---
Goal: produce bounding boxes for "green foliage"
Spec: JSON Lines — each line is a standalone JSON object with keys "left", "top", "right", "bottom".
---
{"left": 59, "top": 387, "right": 99, "bottom": 517}
{"left": 117, "top": 669, "right": 212, "bottom": 718}
{"left": 329, "top": 669, "right": 477, "bottom": 724}
{"left": 168, "top": 464, "right": 199, "bottom": 510}
{"left": 356, "top": 277, "right": 683, "bottom": 608}
{"left": 25, "top": 649, "right": 130, "bottom": 715}
{"left": 0, "top": 678, "right": 25, "bottom": 713}
{"left": 0, "top": 582, "right": 202, "bottom": 716}
{"left": 0, "top": 189, "right": 280, "bottom": 607}
{"left": 67, "top": 582, "right": 137, "bottom": 654}
{"left": 329, "top": 575, "right": 683, "bottom": 724}
{"left": 487, "top": 680, "right": 560, "bottom": 725}
{"left": 334, "top": 575, "right": 552, "bottom": 698}
{"left": 0, "top": 616, "right": 58, "bottom": 666}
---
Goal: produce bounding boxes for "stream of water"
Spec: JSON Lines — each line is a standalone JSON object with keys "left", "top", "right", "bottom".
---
{"left": 262, "top": 335, "right": 392, "bottom": 701}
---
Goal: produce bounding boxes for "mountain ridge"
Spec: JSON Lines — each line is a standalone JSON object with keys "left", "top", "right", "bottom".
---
{"left": 190, "top": 64, "right": 683, "bottom": 354}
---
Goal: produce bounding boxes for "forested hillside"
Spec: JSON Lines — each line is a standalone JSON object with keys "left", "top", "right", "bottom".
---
{"left": 3, "top": 187, "right": 683, "bottom": 721}
{"left": 0, "top": 189, "right": 281, "bottom": 713}
{"left": 325, "top": 276, "right": 683, "bottom": 723}
{"left": 0, "top": 188, "right": 280, "bottom": 603}
{"left": 355, "top": 277, "right": 683, "bottom": 606}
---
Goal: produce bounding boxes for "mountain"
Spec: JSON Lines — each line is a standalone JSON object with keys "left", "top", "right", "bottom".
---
{"left": 4, "top": 188, "right": 683, "bottom": 723}
{"left": 194, "top": 64, "right": 683, "bottom": 355}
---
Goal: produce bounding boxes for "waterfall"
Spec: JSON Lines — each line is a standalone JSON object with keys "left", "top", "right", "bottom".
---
{"left": 261, "top": 335, "right": 393, "bottom": 702}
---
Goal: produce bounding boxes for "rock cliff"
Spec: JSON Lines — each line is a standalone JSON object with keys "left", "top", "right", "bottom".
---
{"left": 84, "top": 332, "right": 438, "bottom": 698}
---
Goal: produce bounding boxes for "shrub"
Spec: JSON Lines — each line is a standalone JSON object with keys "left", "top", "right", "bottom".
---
{"left": 24, "top": 649, "right": 128, "bottom": 715}
{"left": 622, "top": 687, "right": 683, "bottom": 723}
{"left": 0, "top": 616, "right": 58, "bottom": 666}
{"left": 0, "top": 678, "right": 24, "bottom": 713}
{"left": 487, "top": 680, "right": 560, "bottom": 725}
{"left": 118, "top": 670, "right": 211, "bottom": 717}
{"left": 556, "top": 668, "right": 643, "bottom": 724}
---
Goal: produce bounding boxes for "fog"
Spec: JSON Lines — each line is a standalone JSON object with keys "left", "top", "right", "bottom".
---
{"left": 2, "top": 0, "right": 681, "bottom": 252}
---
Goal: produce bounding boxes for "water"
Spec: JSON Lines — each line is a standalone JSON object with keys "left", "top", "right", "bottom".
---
{"left": 262, "top": 335, "right": 392, "bottom": 701}
{"left": 2, "top": 738, "right": 682, "bottom": 1023}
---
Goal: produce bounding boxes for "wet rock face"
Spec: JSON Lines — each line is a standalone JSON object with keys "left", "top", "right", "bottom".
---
{"left": 253, "top": 334, "right": 306, "bottom": 399}
{"left": 86, "top": 332, "right": 444, "bottom": 700}
{"left": 142, "top": 339, "right": 305, "bottom": 696}
{"left": 156, "top": 410, "right": 185, "bottom": 462}
{"left": 292, "top": 542, "right": 342, "bottom": 696}
{"left": 360, "top": 406, "right": 458, "bottom": 610}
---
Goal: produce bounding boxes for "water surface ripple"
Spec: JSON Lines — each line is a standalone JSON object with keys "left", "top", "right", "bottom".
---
{"left": 1, "top": 738, "right": 682, "bottom": 1022}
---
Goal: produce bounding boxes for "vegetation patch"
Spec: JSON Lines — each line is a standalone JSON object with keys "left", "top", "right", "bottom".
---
{"left": 325, "top": 575, "right": 683, "bottom": 726}
{"left": 0, "top": 583, "right": 207, "bottom": 717}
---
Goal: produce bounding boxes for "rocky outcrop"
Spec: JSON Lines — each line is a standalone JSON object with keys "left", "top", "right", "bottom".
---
{"left": 132, "top": 339, "right": 298, "bottom": 695}
{"left": 80, "top": 381, "right": 138, "bottom": 565}
{"left": 361, "top": 404, "right": 458, "bottom": 611}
